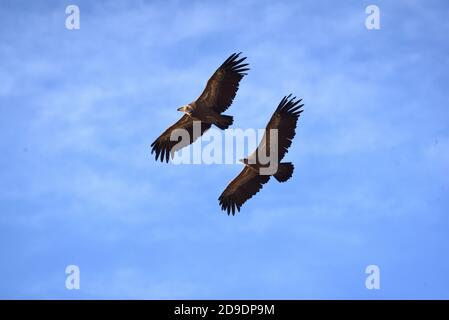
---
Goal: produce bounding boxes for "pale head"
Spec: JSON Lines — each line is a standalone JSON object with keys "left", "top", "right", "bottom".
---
{"left": 177, "top": 104, "right": 193, "bottom": 115}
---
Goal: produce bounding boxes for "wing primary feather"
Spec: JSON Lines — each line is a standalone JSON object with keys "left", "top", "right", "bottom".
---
{"left": 165, "top": 147, "right": 170, "bottom": 163}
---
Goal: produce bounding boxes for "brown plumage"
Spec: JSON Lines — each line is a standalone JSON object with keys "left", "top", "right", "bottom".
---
{"left": 151, "top": 53, "right": 249, "bottom": 162}
{"left": 219, "top": 95, "right": 304, "bottom": 215}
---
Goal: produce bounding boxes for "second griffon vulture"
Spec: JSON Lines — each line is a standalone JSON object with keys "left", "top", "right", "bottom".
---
{"left": 219, "top": 95, "right": 304, "bottom": 215}
{"left": 151, "top": 53, "right": 249, "bottom": 162}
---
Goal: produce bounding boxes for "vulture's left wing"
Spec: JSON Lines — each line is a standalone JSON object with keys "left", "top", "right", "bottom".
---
{"left": 248, "top": 95, "right": 303, "bottom": 164}
{"left": 195, "top": 52, "right": 249, "bottom": 113}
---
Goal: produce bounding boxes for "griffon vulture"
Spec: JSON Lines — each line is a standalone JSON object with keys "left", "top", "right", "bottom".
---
{"left": 151, "top": 53, "right": 249, "bottom": 162}
{"left": 219, "top": 95, "right": 304, "bottom": 215}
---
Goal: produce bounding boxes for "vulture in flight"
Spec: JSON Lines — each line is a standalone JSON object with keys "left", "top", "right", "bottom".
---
{"left": 151, "top": 53, "right": 249, "bottom": 162}
{"left": 219, "top": 95, "right": 304, "bottom": 215}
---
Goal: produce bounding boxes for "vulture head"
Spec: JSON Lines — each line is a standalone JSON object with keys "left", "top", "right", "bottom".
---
{"left": 177, "top": 105, "right": 193, "bottom": 115}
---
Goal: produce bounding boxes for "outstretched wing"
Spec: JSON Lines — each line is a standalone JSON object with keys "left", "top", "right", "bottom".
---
{"left": 218, "top": 166, "right": 270, "bottom": 215}
{"left": 195, "top": 52, "right": 249, "bottom": 113}
{"left": 248, "top": 95, "right": 303, "bottom": 164}
{"left": 151, "top": 115, "right": 211, "bottom": 162}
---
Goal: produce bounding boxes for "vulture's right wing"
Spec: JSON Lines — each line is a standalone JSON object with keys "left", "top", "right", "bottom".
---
{"left": 218, "top": 166, "right": 270, "bottom": 215}
{"left": 151, "top": 115, "right": 211, "bottom": 162}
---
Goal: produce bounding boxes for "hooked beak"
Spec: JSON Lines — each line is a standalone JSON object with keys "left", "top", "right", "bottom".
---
{"left": 177, "top": 107, "right": 184, "bottom": 112}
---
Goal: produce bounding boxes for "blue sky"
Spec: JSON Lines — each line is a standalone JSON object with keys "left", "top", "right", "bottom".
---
{"left": 0, "top": 0, "right": 448, "bottom": 299}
